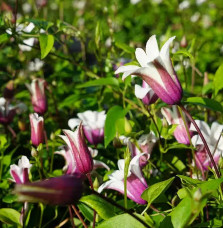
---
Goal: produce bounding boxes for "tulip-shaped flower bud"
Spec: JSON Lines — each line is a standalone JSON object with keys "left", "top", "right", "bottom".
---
{"left": 10, "top": 156, "right": 32, "bottom": 184}
{"left": 14, "top": 175, "right": 84, "bottom": 205}
{"left": 30, "top": 113, "right": 44, "bottom": 147}
{"left": 68, "top": 110, "right": 106, "bottom": 145}
{"left": 26, "top": 79, "right": 48, "bottom": 115}
{"left": 135, "top": 81, "right": 158, "bottom": 105}
{"left": 161, "top": 105, "right": 193, "bottom": 145}
{"left": 60, "top": 124, "right": 93, "bottom": 175}
{"left": 0, "top": 97, "right": 16, "bottom": 125}
{"left": 115, "top": 35, "right": 183, "bottom": 105}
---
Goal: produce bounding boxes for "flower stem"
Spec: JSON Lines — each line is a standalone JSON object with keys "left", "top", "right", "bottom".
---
{"left": 68, "top": 206, "right": 75, "bottom": 228}
{"left": 71, "top": 205, "right": 88, "bottom": 228}
{"left": 86, "top": 173, "right": 96, "bottom": 228}
{"left": 91, "top": 190, "right": 150, "bottom": 228}
{"left": 179, "top": 105, "right": 221, "bottom": 178}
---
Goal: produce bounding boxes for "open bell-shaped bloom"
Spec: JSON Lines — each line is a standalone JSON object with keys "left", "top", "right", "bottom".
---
{"left": 10, "top": 156, "right": 32, "bottom": 184}
{"left": 135, "top": 81, "right": 158, "bottom": 105}
{"left": 55, "top": 146, "right": 109, "bottom": 175}
{"left": 14, "top": 175, "right": 84, "bottom": 205}
{"left": 0, "top": 97, "right": 16, "bottom": 125}
{"left": 68, "top": 110, "right": 106, "bottom": 145}
{"left": 26, "top": 79, "right": 48, "bottom": 115}
{"left": 161, "top": 105, "right": 193, "bottom": 145}
{"left": 190, "top": 121, "right": 223, "bottom": 171}
{"left": 60, "top": 124, "right": 93, "bottom": 175}
{"left": 115, "top": 35, "right": 182, "bottom": 105}
{"left": 98, "top": 154, "right": 148, "bottom": 204}
{"left": 30, "top": 113, "right": 44, "bottom": 147}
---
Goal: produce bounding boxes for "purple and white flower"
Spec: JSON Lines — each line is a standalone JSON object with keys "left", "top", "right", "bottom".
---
{"left": 60, "top": 124, "right": 93, "bottom": 175}
{"left": 0, "top": 97, "right": 16, "bottom": 125}
{"left": 135, "top": 81, "right": 158, "bottom": 105}
{"left": 10, "top": 156, "right": 32, "bottom": 184}
{"left": 68, "top": 110, "right": 106, "bottom": 145}
{"left": 55, "top": 146, "right": 109, "bottom": 174}
{"left": 26, "top": 79, "right": 48, "bottom": 115}
{"left": 98, "top": 154, "right": 148, "bottom": 204}
{"left": 115, "top": 35, "right": 182, "bottom": 105}
{"left": 30, "top": 113, "right": 44, "bottom": 147}
{"left": 190, "top": 121, "right": 223, "bottom": 171}
{"left": 161, "top": 105, "right": 193, "bottom": 145}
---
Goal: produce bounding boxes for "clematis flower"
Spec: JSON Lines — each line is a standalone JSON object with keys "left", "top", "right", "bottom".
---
{"left": 29, "top": 113, "right": 44, "bottom": 147}
{"left": 68, "top": 110, "right": 106, "bottom": 145}
{"left": 120, "top": 132, "right": 157, "bottom": 167}
{"left": 161, "top": 105, "right": 193, "bottom": 145}
{"left": 55, "top": 146, "right": 109, "bottom": 175}
{"left": 190, "top": 121, "right": 223, "bottom": 171}
{"left": 0, "top": 97, "right": 16, "bottom": 125}
{"left": 60, "top": 124, "right": 93, "bottom": 175}
{"left": 10, "top": 156, "right": 32, "bottom": 184}
{"left": 14, "top": 175, "right": 84, "bottom": 205}
{"left": 98, "top": 154, "right": 148, "bottom": 204}
{"left": 135, "top": 81, "right": 158, "bottom": 105}
{"left": 115, "top": 35, "right": 183, "bottom": 105}
{"left": 26, "top": 79, "right": 48, "bottom": 115}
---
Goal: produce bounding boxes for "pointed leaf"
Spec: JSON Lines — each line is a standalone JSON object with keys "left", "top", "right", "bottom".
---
{"left": 39, "top": 34, "right": 54, "bottom": 59}
{"left": 141, "top": 177, "right": 175, "bottom": 206}
{"left": 104, "top": 105, "right": 129, "bottom": 147}
{"left": 214, "top": 63, "right": 223, "bottom": 96}
{"left": 80, "top": 194, "right": 116, "bottom": 220}
{"left": 0, "top": 208, "right": 21, "bottom": 227}
{"left": 97, "top": 213, "right": 145, "bottom": 228}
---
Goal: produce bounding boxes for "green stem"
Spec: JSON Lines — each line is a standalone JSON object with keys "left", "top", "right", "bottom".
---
{"left": 124, "top": 146, "right": 131, "bottom": 209}
{"left": 39, "top": 203, "right": 44, "bottom": 228}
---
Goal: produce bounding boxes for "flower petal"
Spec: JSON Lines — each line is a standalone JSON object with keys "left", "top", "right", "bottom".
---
{"left": 160, "top": 36, "right": 176, "bottom": 76}
{"left": 145, "top": 35, "right": 160, "bottom": 62}
{"left": 134, "top": 84, "right": 150, "bottom": 99}
{"left": 135, "top": 48, "right": 149, "bottom": 67}
{"left": 68, "top": 118, "right": 81, "bottom": 130}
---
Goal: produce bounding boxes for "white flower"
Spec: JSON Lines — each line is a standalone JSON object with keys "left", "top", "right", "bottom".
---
{"left": 179, "top": 0, "right": 190, "bottom": 10}
{"left": 190, "top": 121, "right": 223, "bottom": 155}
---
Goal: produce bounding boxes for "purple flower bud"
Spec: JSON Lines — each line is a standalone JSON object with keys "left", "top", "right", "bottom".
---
{"left": 60, "top": 124, "right": 93, "bottom": 175}
{"left": 0, "top": 97, "right": 16, "bottom": 125}
{"left": 115, "top": 35, "right": 183, "bottom": 105}
{"left": 10, "top": 156, "right": 32, "bottom": 184}
{"left": 26, "top": 79, "right": 48, "bottom": 115}
{"left": 29, "top": 113, "right": 44, "bottom": 147}
{"left": 14, "top": 175, "right": 84, "bottom": 205}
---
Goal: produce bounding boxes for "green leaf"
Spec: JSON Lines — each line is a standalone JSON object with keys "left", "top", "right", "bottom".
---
{"left": 177, "top": 175, "right": 202, "bottom": 186}
{"left": 28, "top": 19, "right": 54, "bottom": 30}
{"left": 197, "top": 178, "right": 223, "bottom": 195}
{"left": 170, "top": 197, "right": 192, "bottom": 228}
{"left": 80, "top": 194, "right": 116, "bottom": 220}
{"left": 104, "top": 105, "right": 129, "bottom": 147}
{"left": 0, "top": 208, "right": 21, "bottom": 227}
{"left": 141, "top": 177, "right": 175, "bottom": 206}
{"left": 193, "top": 219, "right": 222, "bottom": 227}
{"left": 39, "top": 34, "right": 54, "bottom": 59}
{"left": 76, "top": 78, "right": 119, "bottom": 88}
{"left": 115, "top": 42, "right": 135, "bottom": 54}
{"left": 202, "top": 82, "right": 213, "bottom": 95}
{"left": 171, "top": 156, "right": 186, "bottom": 172}
{"left": 0, "top": 33, "right": 9, "bottom": 43}
{"left": 214, "top": 63, "right": 223, "bottom": 96}
{"left": 185, "top": 97, "right": 223, "bottom": 112}
{"left": 97, "top": 213, "right": 145, "bottom": 228}
{"left": 78, "top": 202, "right": 94, "bottom": 222}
